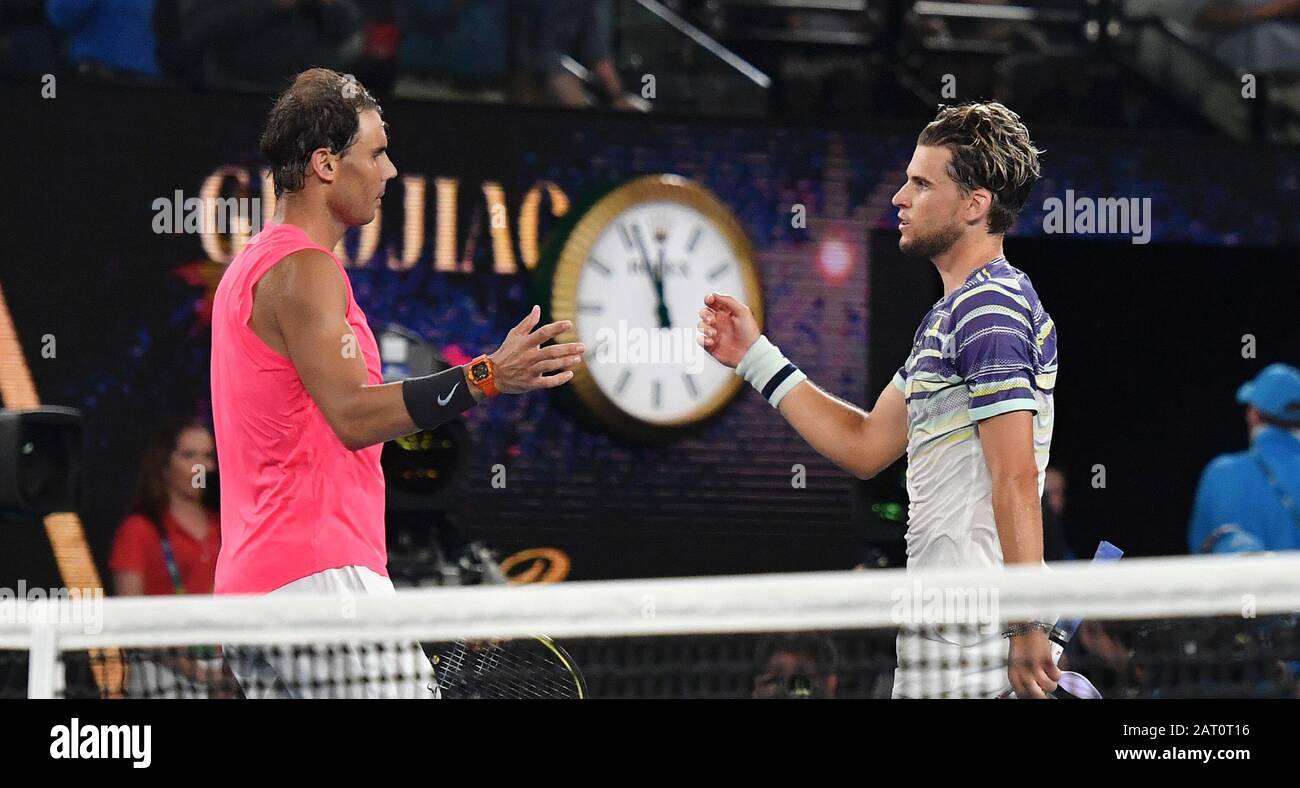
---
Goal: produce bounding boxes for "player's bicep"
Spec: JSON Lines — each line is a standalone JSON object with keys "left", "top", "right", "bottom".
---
{"left": 862, "top": 381, "right": 908, "bottom": 476}
{"left": 269, "top": 252, "right": 368, "bottom": 424}
{"left": 978, "top": 410, "right": 1038, "bottom": 483}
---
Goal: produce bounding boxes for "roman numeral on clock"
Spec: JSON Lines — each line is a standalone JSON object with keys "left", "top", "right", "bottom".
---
{"left": 615, "top": 369, "right": 633, "bottom": 395}
{"left": 651, "top": 378, "right": 662, "bottom": 410}
{"left": 588, "top": 257, "right": 612, "bottom": 276}
{"left": 706, "top": 261, "right": 730, "bottom": 282}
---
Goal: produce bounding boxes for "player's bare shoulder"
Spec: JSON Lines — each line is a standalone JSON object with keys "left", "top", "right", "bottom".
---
{"left": 250, "top": 248, "right": 346, "bottom": 355}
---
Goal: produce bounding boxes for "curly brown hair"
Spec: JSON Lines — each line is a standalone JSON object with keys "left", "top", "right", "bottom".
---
{"left": 259, "top": 68, "right": 381, "bottom": 198}
{"left": 917, "top": 102, "right": 1043, "bottom": 235}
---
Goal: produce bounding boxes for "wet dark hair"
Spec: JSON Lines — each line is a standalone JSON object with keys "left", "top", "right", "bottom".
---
{"left": 259, "top": 68, "right": 381, "bottom": 197}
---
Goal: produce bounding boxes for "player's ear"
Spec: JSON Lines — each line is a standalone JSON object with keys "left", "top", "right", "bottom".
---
{"left": 310, "top": 148, "right": 337, "bottom": 184}
{"left": 965, "top": 188, "right": 993, "bottom": 226}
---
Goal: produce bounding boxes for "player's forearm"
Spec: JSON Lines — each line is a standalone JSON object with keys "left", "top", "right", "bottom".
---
{"left": 991, "top": 472, "right": 1044, "bottom": 565}
{"left": 777, "top": 381, "right": 879, "bottom": 479}
{"left": 330, "top": 381, "right": 420, "bottom": 450}
{"left": 734, "top": 334, "right": 899, "bottom": 480}
{"left": 330, "top": 366, "right": 480, "bottom": 450}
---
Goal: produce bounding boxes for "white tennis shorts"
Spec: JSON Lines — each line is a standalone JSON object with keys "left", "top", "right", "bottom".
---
{"left": 891, "top": 626, "right": 1012, "bottom": 699}
{"left": 224, "top": 565, "right": 439, "bottom": 699}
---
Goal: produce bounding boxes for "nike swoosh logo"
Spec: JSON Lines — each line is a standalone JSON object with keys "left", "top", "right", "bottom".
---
{"left": 437, "top": 382, "right": 460, "bottom": 406}
{"left": 439, "top": 382, "right": 460, "bottom": 408}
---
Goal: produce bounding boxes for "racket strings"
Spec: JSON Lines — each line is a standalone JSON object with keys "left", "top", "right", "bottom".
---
{"left": 434, "top": 638, "right": 582, "bottom": 699}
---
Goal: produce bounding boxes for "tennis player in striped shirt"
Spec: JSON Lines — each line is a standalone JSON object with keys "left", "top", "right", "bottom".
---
{"left": 698, "top": 102, "right": 1059, "bottom": 698}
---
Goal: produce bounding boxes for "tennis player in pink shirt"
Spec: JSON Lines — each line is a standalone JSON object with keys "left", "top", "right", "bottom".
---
{"left": 210, "top": 69, "right": 585, "bottom": 697}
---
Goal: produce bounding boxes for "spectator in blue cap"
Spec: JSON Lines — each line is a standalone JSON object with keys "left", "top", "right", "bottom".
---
{"left": 1189, "top": 363, "right": 1300, "bottom": 554}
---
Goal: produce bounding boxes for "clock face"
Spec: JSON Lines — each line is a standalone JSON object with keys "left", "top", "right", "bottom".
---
{"left": 551, "top": 176, "right": 763, "bottom": 433}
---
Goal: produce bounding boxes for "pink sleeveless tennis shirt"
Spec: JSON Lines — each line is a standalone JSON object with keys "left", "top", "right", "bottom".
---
{"left": 210, "top": 222, "right": 388, "bottom": 594}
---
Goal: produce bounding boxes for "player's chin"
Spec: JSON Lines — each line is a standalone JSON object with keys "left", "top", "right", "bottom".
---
{"left": 897, "top": 234, "right": 929, "bottom": 259}
{"left": 344, "top": 199, "right": 381, "bottom": 226}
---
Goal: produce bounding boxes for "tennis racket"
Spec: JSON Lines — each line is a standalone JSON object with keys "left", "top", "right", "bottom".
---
{"left": 431, "top": 635, "right": 587, "bottom": 699}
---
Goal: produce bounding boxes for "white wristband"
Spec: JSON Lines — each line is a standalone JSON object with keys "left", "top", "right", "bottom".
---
{"left": 735, "top": 335, "right": 808, "bottom": 409}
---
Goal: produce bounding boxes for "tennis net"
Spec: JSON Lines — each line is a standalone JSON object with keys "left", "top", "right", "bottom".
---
{"left": 2, "top": 552, "right": 1299, "bottom": 699}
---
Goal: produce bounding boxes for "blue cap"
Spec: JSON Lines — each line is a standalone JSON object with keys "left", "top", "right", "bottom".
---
{"left": 1237, "top": 363, "right": 1300, "bottom": 421}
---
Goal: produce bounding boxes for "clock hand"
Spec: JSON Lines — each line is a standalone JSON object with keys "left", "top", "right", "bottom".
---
{"left": 654, "top": 246, "right": 671, "bottom": 328}
{"left": 632, "top": 224, "right": 668, "bottom": 329}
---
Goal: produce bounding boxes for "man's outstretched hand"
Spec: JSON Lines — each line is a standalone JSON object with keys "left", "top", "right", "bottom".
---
{"left": 697, "top": 292, "right": 761, "bottom": 369}
{"left": 489, "top": 306, "right": 585, "bottom": 394}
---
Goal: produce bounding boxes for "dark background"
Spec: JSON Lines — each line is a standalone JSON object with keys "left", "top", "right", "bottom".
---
{"left": 1, "top": 80, "right": 1297, "bottom": 589}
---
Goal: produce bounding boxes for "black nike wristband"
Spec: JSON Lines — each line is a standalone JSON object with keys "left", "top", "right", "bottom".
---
{"left": 401, "top": 366, "right": 480, "bottom": 431}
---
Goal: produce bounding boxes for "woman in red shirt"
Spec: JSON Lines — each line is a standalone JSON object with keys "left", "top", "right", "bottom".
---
{"left": 110, "top": 419, "right": 220, "bottom": 596}
{"left": 109, "top": 418, "right": 225, "bottom": 697}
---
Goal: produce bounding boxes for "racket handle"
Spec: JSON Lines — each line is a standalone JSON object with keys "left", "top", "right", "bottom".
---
{"left": 1054, "top": 541, "right": 1125, "bottom": 642}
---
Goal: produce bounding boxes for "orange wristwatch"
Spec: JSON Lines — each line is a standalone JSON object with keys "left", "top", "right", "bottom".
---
{"left": 466, "top": 354, "right": 499, "bottom": 398}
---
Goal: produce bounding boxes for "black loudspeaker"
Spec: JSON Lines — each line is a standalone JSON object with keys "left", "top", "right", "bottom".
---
{"left": 0, "top": 407, "right": 82, "bottom": 515}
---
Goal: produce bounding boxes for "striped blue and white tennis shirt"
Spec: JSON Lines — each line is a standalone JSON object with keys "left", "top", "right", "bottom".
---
{"left": 891, "top": 257, "right": 1058, "bottom": 571}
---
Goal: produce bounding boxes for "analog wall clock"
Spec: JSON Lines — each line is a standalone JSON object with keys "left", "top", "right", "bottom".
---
{"left": 541, "top": 174, "right": 764, "bottom": 440}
